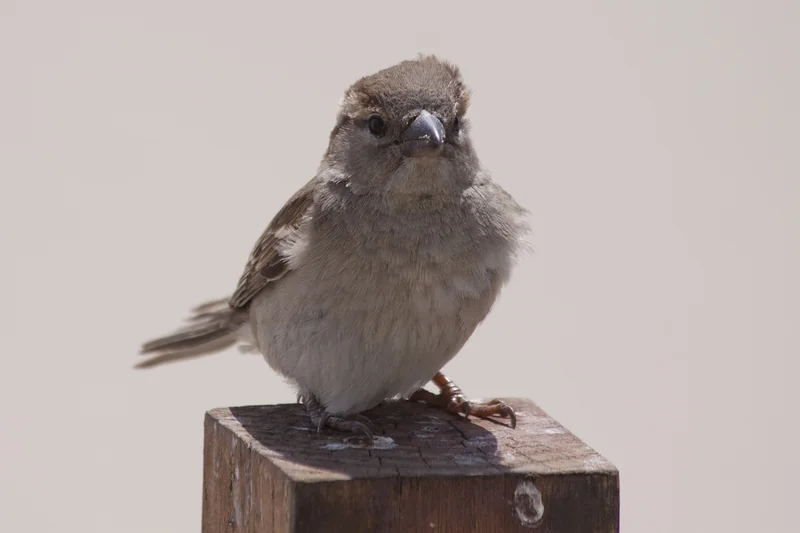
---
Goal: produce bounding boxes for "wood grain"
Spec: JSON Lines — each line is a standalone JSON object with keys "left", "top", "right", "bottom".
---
{"left": 202, "top": 398, "right": 619, "bottom": 533}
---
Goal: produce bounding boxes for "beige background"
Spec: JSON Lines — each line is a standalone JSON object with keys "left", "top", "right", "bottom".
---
{"left": 1, "top": 1, "right": 798, "bottom": 532}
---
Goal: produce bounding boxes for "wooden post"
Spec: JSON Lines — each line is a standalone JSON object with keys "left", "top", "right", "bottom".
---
{"left": 202, "top": 398, "right": 619, "bottom": 533}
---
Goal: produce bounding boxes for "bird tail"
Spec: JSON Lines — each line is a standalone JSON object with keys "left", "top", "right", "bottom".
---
{"left": 137, "top": 298, "right": 250, "bottom": 369}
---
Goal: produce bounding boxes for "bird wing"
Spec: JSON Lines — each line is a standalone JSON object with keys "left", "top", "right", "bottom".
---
{"left": 228, "top": 177, "right": 317, "bottom": 308}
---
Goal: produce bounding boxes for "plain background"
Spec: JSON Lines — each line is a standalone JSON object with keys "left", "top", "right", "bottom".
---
{"left": 1, "top": 1, "right": 797, "bottom": 532}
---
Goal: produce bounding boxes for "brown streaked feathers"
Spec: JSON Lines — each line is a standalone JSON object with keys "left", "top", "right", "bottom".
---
{"left": 228, "top": 177, "right": 316, "bottom": 308}
{"left": 139, "top": 178, "right": 315, "bottom": 362}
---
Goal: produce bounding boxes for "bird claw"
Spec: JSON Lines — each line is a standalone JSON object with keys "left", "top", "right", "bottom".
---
{"left": 411, "top": 380, "right": 517, "bottom": 429}
{"left": 458, "top": 398, "right": 517, "bottom": 429}
{"left": 353, "top": 413, "right": 377, "bottom": 433}
{"left": 304, "top": 395, "right": 375, "bottom": 439}
{"left": 323, "top": 415, "right": 374, "bottom": 439}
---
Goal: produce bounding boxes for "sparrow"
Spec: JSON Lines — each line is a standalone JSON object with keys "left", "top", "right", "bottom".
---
{"left": 140, "top": 55, "right": 530, "bottom": 438}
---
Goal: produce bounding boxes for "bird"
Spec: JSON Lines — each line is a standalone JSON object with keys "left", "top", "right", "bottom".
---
{"left": 140, "top": 55, "right": 531, "bottom": 438}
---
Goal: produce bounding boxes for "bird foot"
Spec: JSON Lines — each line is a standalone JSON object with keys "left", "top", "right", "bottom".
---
{"left": 303, "top": 395, "right": 375, "bottom": 439}
{"left": 410, "top": 374, "right": 516, "bottom": 428}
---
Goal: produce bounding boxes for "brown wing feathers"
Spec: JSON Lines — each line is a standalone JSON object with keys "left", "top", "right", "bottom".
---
{"left": 138, "top": 178, "right": 316, "bottom": 364}
{"left": 228, "top": 177, "right": 316, "bottom": 308}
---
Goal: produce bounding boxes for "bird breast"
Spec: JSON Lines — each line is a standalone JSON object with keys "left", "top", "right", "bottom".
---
{"left": 248, "top": 194, "right": 512, "bottom": 415}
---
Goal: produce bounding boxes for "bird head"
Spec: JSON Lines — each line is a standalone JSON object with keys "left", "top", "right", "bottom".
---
{"left": 324, "top": 55, "right": 478, "bottom": 194}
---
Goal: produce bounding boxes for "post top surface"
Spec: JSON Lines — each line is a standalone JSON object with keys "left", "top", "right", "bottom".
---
{"left": 206, "top": 398, "right": 616, "bottom": 483}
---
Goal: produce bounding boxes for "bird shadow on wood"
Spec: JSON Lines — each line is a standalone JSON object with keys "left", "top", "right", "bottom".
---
{"left": 228, "top": 399, "right": 515, "bottom": 479}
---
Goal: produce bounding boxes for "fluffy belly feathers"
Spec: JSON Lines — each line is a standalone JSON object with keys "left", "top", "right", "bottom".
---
{"left": 249, "top": 250, "right": 499, "bottom": 415}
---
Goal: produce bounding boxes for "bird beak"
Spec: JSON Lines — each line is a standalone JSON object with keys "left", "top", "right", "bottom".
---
{"left": 400, "top": 110, "right": 445, "bottom": 157}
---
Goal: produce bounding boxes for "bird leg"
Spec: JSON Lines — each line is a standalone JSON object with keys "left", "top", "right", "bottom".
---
{"left": 303, "top": 395, "right": 375, "bottom": 439}
{"left": 410, "top": 372, "right": 517, "bottom": 428}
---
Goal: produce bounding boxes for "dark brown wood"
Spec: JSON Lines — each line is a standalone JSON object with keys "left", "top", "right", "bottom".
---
{"left": 202, "top": 398, "right": 619, "bottom": 533}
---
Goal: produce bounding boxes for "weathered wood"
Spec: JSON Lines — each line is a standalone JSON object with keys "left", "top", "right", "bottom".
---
{"left": 202, "top": 398, "right": 619, "bottom": 533}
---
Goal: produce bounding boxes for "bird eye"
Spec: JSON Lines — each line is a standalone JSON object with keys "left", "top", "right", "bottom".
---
{"left": 367, "top": 115, "right": 387, "bottom": 137}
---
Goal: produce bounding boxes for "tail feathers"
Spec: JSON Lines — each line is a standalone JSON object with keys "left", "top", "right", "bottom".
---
{"left": 190, "top": 297, "right": 232, "bottom": 315}
{"left": 135, "top": 335, "right": 238, "bottom": 369}
{"left": 138, "top": 298, "right": 249, "bottom": 369}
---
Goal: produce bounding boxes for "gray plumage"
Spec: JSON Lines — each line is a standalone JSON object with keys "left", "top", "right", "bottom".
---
{"left": 141, "top": 55, "right": 530, "bottom": 419}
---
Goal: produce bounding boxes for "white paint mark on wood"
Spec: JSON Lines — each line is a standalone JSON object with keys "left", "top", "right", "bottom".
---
{"left": 463, "top": 435, "right": 495, "bottom": 448}
{"left": 453, "top": 454, "right": 488, "bottom": 466}
{"left": 514, "top": 480, "right": 544, "bottom": 528}
{"left": 322, "top": 436, "right": 397, "bottom": 450}
{"left": 414, "top": 422, "right": 448, "bottom": 439}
